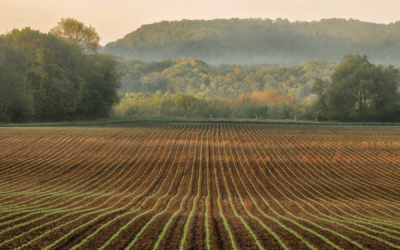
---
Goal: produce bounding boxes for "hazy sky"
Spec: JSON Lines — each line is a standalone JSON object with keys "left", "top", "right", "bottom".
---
{"left": 1, "top": 0, "right": 400, "bottom": 45}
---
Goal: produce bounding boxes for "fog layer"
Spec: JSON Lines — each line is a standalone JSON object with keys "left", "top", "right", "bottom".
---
{"left": 104, "top": 18, "right": 400, "bottom": 66}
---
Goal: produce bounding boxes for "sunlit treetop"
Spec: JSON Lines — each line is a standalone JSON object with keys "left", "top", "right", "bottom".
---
{"left": 50, "top": 17, "right": 101, "bottom": 53}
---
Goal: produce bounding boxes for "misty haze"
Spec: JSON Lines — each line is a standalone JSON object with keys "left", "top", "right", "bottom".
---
{"left": 105, "top": 18, "right": 400, "bottom": 66}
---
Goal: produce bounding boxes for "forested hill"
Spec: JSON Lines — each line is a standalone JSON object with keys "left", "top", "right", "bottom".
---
{"left": 116, "top": 57, "right": 337, "bottom": 100}
{"left": 104, "top": 18, "right": 400, "bottom": 66}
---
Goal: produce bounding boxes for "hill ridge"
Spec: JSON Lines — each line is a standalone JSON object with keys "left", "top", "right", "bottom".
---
{"left": 104, "top": 18, "right": 400, "bottom": 66}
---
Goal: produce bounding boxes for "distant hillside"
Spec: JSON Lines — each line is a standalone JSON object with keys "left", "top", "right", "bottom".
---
{"left": 115, "top": 57, "right": 337, "bottom": 102}
{"left": 104, "top": 18, "right": 400, "bottom": 66}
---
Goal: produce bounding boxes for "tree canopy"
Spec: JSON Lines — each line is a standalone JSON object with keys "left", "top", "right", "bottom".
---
{"left": 0, "top": 45, "right": 28, "bottom": 121}
{"left": 116, "top": 57, "right": 336, "bottom": 101}
{"left": 114, "top": 91, "right": 310, "bottom": 120}
{"left": 117, "top": 54, "right": 400, "bottom": 122}
{"left": 312, "top": 54, "right": 400, "bottom": 122}
{"left": 0, "top": 25, "right": 121, "bottom": 123}
{"left": 50, "top": 17, "right": 101, "bottom": 53}
{"left": 104, "top": 18, "right": 400, "bottom": 65}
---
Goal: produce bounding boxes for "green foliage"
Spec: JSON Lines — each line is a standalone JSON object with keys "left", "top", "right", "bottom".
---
{"left": 74, "top": 53, "right": 122, "bottom": 119}
{"left": 244, "top": 104, "right": 268, "bottom": 118}
{"left": 3, "top": 28, "right": 86, "bottom": 121}
{"left": 104, "top": 18, "right": 400, "bottom": 65}
{"left": 0, "top": 27, "right": 121, "bottom": 122}
{"left": 115, "top": 92, "right": 311, "bottom": 120}
{"left": 313, "top": 54, "right": 400, "bottom": 122}
{"left": 0, "top": 45, "right": 27, "bottom": 122}
{"left": 9, "top": 92, "right": 36, "bottom": 123}
{"left": 116, "top": 57, "right": 336, "bottom": 100}
{"left": 311, "top": 78, "right": 330, "bottom": 120}
{"left": 49, "top": 17, "right": 101, "bottom": 53}
{"left": 117, "top": 54, "right": 399, "bottom": 122}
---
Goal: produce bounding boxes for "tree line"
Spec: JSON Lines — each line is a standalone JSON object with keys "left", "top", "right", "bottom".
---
{"left": 2, "top": 18, "right": 399, "bottom": 123}
{"left": 0, "top": 18, "right": 121, "bottom": 122}
{"left": 116, "top": 57, "right": 336, "bottom": 101}
{"left": 104, "top": 18, "right": 400, "bottom": 65}
{"left": 116, "top": 54, "right": 400, "bottom": 122}
{"left": 312, "top": 54, "right": 400, "bottom": 122}
{"left": 114, "top": 90, "right": 311, "bottom": 120}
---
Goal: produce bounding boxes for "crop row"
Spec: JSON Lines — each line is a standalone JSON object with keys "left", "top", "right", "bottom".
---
{"left": 0, "top": 124, "right": 399, "bottom": 249}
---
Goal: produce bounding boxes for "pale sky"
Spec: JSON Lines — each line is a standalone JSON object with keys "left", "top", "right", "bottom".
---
{"left": 1, "top": 0, "right": 400, "bottom": 45}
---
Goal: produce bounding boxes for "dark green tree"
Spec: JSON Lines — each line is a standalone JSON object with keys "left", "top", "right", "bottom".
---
{"left": 74, "top": 53, "right": 122, "bottom": 119}
{"left": 0, "top": 45, "right": 28, "bottom": 121}
{"left": 1, "top": 27, "right": 122, "bottom": 122}
{"left": 327, "top": 54, "right": 400, "bottom": 121}
{"left": 3, "top": 28, "right": 85, "bottom": 121}
{"left": 311, "top": 78, "right": 330, "bottom": 120}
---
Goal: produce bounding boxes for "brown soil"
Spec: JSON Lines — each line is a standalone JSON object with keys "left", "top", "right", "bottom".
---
{"left": 1, "top": 123, "right": 400, "bottom": 249}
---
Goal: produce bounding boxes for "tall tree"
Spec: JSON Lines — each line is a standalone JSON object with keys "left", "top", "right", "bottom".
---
{"left": 327, "top": 54, "right": 400, "bottom": 121}
{"left": 311, "top": 77, "right": 330, "bottom": 120}
{"left": 74, "top": 53, "right": 122, "bottom": 119}
{"left": 4, "top": 28, "right": 86, "bottom": 121}
{"left": 1, "top": 27, "right": 121, "bottom": 122}
{"left": 49, "top": 18, "right": 101, "bottom": 53}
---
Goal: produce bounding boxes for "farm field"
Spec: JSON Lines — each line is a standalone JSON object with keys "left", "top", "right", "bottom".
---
{"left": 0, "top": 123, "right": 400, "bottom": 249}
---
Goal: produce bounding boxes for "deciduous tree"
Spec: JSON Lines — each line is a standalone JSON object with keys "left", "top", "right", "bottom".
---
{"left": 324, "top": 54, "right": 400, "bottom": 121}
{"left": 49, "top": 18, "right": 101, "bottom": 53}
{"left": 311, "top": 78, "right": 330, "bottom": 120}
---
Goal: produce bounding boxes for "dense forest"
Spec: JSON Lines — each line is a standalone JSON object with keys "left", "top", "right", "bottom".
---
{"left": 116, "top": 54, "right": 400, "bottom": 122}
{"left": 116, "top": 57, "right": 337, "bottom": 101}
{"left": 104, "top": 18, "right": 400, "bottom": 65}
{"left": 0, "top": 18, "right": 121, "bottom": 122}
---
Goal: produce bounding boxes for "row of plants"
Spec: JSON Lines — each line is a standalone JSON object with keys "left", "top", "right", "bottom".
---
{"left": 0, "top": 127, "right": 157, "bottom": 246}
{"left": 210, "top": 129, "right": 238, "bottom": 250}
{"left": 0, "top": 127, "right": 95, "bottom": 182}
{"left": 75, "top": 126, "right": 195, "bottom": 250}
{"left": 310, "top": 129, "right": 400, "bottom": 191}
{"left": 177, "top": 130, "right": 204, "bottom": 249}
{"left": 218, "top": 125, "right": 325, "bottom": 249}
{"left": 0, "top": 127, "right": 113, "bottom": 206}
{"left": 148, "top": 128, "right": 201, "bottom": 250}
{"left": 0, "top": 127, "right": 164, "bottom": 248}
{"left": 0, "top": 127, "right": 136, "bottom": 206}
{"left": 204, "top": 131, "right": 211, "bottom": 250}
{"left": 2, "top": 124, "right": 400, "bottom": 248}
{"left": 258, "top": 125, "right": 400, "bottom": 223}
{"left": 245, "top": 125, "right": 400, "bottom": 247}
{"left": 0, "top": 127, "right": 178, "bottom": 249}
{"left": 37, "top": 126, "right": 185, "bottom": 250}
{"left": 43, "top": 126, "right": 186, "bottom": 249}
{"left": 294, "top": 131, "right": 400, "bottom": 217}
{"left": 270, "top": 125, "right": 400, "bottom": 233}
{"left": 217, "top": 129, "right": 268, "bottom": 249}
{"left": 252, "top": 124, "right": 399, "bottom": 222}
{"left": 232, "top": 125, "right": 367, "bottom": 248}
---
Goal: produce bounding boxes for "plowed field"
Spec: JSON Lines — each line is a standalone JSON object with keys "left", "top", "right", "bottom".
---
{"left": 1, "top": 123, "right": 400, "bottom": 249}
